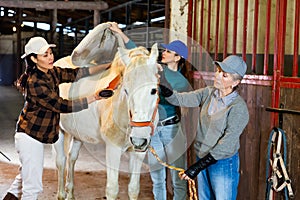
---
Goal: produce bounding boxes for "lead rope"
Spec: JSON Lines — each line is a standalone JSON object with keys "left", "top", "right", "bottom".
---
{"left": 265, "top": 127, "right": 294, "bottom": 200}
{"left": 149, "top": 146, "right": 198, "bottom": 200}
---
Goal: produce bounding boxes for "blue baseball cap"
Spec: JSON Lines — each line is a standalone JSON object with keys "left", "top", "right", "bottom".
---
{"left": 214, "top": 55, "right": 247, "bottom": 77}
{"left": 161, "top": 40, "right": 188, "bottom": 60}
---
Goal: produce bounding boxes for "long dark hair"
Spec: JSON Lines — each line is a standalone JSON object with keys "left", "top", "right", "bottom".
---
{"left": 178, "top": 57, "right": 188, "bottom": 77}
{"left": 16, "top": 53, "right": 37, "bottom": 93}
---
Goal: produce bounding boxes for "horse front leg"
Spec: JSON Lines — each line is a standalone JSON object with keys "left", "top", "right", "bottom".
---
{"left": 65, "top": 138, "right": 83, "bottom": 200}
{"left": 128, "top": 151, "right": 146, "bottom": 200}
{"left": 105, "top": 143, "right": 122, "bottom": 200}
{"left": 53, "top": 131, "right": 67, "bottom": 200}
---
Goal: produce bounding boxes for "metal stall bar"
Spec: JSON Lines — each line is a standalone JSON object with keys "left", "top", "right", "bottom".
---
{"left": 271, "top": 0, "right": 281, "bottom": 127}
{"left": 293, "top": 0, "right": 299, "bottom": 77}
{"left": 223, "top": 0, "right": 229, "bottom": 58}
{"left": 199, "top": 0, "right": 204, "bottom": 64}
{"left": 187, "top": 0, "right": 193, "bottom": 42}
{"left": 189, "top": 0, "right": 195, "bottom": 69}
{"left": 192, "top": 0, "right": 197, "bottom": 42}
{"left": 263, "top": 0, "right": 272, "bottom": 75}
{"left": 214, "top": 0, "right": 220, "bottom": 61}
{"left": 279, "top": 0, "right": 287, "bottom": 77}
{"left": 205, "top": 0, "right": 211, "bottom": 71}
{"left": 242, "top": 0, "right": 248, "bottom": 60}
{"left": 272, "top": 0, "right": 287, "bottom": 127}
{"left": 251, "top": 0, "right": 259, "bottom": 73}
{"left": 232, "top": 0, "right": 238, "bottom": 55}
{"left": 187, "top": 0, "right": 199, "bottom": 66}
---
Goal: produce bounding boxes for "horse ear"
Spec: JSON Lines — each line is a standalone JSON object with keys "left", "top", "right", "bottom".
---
{"left": 148, "top": 43, "right": 158, "bottom": 66}
{"left": 118, "top": 47, "right": 131, "bottom": 66}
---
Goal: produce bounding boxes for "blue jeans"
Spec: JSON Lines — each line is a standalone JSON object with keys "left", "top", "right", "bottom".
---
{"left": 197, "top": 152, "right": 240, "bottom": 200}
{"left": 148, "top": 123, "right": 187, "bottom": 200}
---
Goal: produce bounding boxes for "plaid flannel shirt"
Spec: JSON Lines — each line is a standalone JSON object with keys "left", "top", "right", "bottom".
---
{"left": 16, "top": 66, "right": 90, "bottom": 144}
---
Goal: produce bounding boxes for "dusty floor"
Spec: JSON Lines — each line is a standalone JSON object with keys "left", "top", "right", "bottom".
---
{"left": 0, "top": 162, "right": 155, "bottom": 200}
{"left": 0, "top": 86, "right": 175, "bottom": 200}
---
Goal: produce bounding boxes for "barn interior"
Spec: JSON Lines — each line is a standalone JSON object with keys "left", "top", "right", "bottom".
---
{"left": 0, "top": 0, "right": 166, "bottom": 85}
{"left": 0, "top": 0, "right": 300, "bottom": 200}
{"left": 0, "top": 1, "right": 166, "bottom": 199}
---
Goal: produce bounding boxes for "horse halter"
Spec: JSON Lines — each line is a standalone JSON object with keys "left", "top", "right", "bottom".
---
{"left": 129, "top": 98, "right": 159, "bottom": 136}
{"left": 108, "top": 62, "right": 159, "bottom": 136}
{"left": 129, "top": 82, "right": 160, "bottom": 136}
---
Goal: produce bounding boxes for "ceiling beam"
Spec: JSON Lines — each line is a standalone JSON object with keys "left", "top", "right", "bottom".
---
{"left": 0, "top": 0, "right": 108, "bottom": 11}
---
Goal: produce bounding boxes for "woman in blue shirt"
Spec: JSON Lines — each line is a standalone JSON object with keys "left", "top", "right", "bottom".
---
{"left": 109, "top": 22, "right": 190, "bottom": 200}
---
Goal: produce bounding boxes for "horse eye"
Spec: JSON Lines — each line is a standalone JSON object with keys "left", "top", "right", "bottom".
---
{"left": 151, "top": 88, "right": 157, "bottom": 95}
{"left": 124, "top": 89, "right": 128, "bottom": 95}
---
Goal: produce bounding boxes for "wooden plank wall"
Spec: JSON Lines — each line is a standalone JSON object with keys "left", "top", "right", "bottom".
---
{"left": 192, "top": 77, "right": 299, "bottom": 199}
{"left": 278, "top": 88, "right": 300, "bottom": 200}
{"left": 238, "top": 84, "right": 272, "bottom": 200}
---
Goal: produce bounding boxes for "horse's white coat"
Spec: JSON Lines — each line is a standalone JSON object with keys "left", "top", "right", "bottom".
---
{"left": 53, "top": 23, "right": 159, "bottom": 200}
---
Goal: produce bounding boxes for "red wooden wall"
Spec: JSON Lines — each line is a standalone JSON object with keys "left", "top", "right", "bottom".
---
{"left": 186, "top": 0, "right": 300, "bottom": 199}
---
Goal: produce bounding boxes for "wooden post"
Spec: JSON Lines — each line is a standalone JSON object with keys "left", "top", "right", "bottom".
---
{"left": 16, "top": 8, "right": 22, "bottom": 78}
{"left": 94, "top": 10, "right": 100, "bottom": 27}
{"left": 51, "top": 3, "right": 57, "bottom": 43}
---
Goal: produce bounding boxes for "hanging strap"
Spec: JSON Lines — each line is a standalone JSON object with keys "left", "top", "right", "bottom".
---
{"left": 265, "top": 127, "right": 294, "bottom": 200}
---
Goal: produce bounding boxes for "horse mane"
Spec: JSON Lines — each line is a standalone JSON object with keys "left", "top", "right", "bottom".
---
{"left": 106, "top": 46, "right": 150, "bottom": 102}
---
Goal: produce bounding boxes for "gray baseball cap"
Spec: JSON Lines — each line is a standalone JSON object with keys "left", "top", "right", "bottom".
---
{"left": 214, "top": 55, "right": 247, "bottom": 77}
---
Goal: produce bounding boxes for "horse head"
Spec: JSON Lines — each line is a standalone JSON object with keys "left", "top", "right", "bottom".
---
{"left": 118, "top": 43, "right": 159, "bottom": 152}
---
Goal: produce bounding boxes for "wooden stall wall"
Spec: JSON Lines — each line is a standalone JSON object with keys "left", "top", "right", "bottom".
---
{"left": 238, "top": 84, "right": 272, "bottom": 200}
{"left": 279, "top": 88, "right": 300, "bottom": 198}
{"left": 185, "top": 0, "right": 300, "bottom": 199}
{"left": 236, "top": 85, "right": 300, "bottom": 200}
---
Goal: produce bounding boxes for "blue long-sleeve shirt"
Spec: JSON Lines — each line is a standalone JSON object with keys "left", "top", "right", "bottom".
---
{"left": 125, "top": 39, "right": 190, "bottom": 120}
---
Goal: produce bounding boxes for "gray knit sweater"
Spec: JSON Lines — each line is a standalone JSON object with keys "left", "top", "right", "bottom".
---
{"left": 166, "top": 86, "right": 249, "bottom": 160}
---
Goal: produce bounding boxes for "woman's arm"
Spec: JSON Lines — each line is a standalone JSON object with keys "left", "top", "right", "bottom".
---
{"left": 109, "top": 22, "right": 130, "bottom": 43}
{"left": 28, "top": 79, "right": 113, "bottom": 113}
{"left": 108, "top": 22, "right": 137, "bottom": 49}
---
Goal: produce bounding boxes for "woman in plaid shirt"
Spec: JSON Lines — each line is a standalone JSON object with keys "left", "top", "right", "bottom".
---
{"left": 3, "top": 36, "right": 112, "bottom": 200}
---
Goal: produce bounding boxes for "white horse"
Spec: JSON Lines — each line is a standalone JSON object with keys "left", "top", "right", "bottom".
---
{"left": 54, "top": 24, "right": 159, "bottom": 200}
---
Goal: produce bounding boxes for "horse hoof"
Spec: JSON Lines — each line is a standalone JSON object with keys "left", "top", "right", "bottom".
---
{"left": 57, "top": 193, "right": 66, "bottom": 200}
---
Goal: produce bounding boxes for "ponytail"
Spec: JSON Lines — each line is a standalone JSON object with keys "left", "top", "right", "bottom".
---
{"left": 178, "top": 57, "right": 188, "bottom": 77}
{"left": 16, "top": 54, "right": 37, "bottom": 93}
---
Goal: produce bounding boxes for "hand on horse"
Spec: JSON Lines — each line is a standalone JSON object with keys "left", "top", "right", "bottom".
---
{"left": 158, "top": 70, "right": 173, "bottom": 97}
{"left": 181, "top": 153, "right": 217, "bottom": 180}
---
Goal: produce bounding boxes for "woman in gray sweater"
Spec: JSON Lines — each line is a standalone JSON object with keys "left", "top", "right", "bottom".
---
{"left": 160, "top": 55, "right": 249, "bottom": 200}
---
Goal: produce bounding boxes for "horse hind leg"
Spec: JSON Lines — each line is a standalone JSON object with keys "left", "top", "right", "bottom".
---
{"left": 65, "top": 137, "right": 83, "bottom": 200}
{"left": 128, "top": 151, "right": 146, "bottom": 200}
{"left": 53, "top": 130, "right": 69, "bottom": 200}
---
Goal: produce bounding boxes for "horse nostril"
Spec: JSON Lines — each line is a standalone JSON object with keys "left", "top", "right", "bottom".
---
{"left": 130, "top": 137, "right": 148, "bottom": 150}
